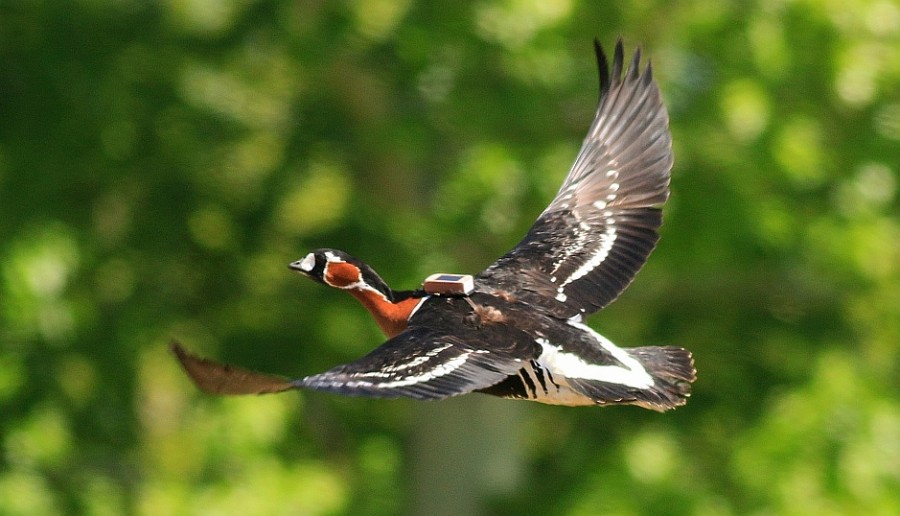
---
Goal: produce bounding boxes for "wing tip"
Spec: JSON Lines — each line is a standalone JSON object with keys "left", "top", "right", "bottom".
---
{"left": 593, "top": 38, "right": 609, "bottom": 99}
{"left": 594, "top": 38, "right": 657, "bottom": 98}
{"left": 170, "top": 340, "right": 298, "bottom": 396}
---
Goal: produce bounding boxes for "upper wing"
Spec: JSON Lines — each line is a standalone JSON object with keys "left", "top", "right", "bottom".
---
{"left": 478, "top": 40, "right": 673, "bottom": 318}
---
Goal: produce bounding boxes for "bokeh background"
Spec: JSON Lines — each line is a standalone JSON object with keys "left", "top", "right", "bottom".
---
{"left": 2, "top": 0, "right": 899, "bottom": 514}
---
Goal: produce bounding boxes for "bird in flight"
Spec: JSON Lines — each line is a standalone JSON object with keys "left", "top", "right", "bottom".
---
{"left": 173, "top": 40, "right": 696, "bottom": 411}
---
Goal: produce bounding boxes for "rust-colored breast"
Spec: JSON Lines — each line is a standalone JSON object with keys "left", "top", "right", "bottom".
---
{"left": 348, "top": 289, "right": 421, "bottom": 338}
{"left": 322, "top": 260, "right": 421, "bottom": 337}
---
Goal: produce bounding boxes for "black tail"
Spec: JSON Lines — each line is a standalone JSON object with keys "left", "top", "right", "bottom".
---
{"left": 626, "top": 346, "right": 696, "bottom": 411}
{"left": 562, "top": 345, "right": 695, "bottom": 412}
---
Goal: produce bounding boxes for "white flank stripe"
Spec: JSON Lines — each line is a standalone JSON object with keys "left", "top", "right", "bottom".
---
{"left": 536, "top": 322, "right": 653, "bottom": 389}
{"left": 568, "top": 321, "right": 654, "bottom": 386}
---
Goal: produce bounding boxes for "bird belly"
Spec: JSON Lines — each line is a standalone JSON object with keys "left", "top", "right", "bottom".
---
{"left": 480, "top": 359, "right": 596, "bottom": 406}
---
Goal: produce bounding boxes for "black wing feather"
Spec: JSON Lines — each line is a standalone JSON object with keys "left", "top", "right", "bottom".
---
{"left": 298, "top": 327, "right": 526, "bottom": 400}
{"left": 478, "top": 40, "right": 672, "bottom": 318}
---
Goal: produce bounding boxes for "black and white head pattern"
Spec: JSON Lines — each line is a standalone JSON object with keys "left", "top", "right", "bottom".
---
{"left": 290, "top": 248, "right": 393, "bottom": 297}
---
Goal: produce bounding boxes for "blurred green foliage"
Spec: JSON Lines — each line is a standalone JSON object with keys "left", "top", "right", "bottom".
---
{"left": 2, "top": 0, "right": 899, "bottom": 514}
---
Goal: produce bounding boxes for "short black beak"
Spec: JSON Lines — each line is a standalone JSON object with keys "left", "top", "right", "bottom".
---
{"left": 288, "top": 260, "right": 321, "bottom": 283}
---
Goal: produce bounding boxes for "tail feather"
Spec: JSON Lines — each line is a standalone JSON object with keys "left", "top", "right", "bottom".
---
{"left": 628, "top": 345, "right": 696, "bottom": 411}
{"left": 566, "top": 345, "right": 696, "bottom": 412}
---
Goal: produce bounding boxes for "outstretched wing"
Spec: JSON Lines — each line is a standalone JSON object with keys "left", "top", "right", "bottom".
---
{"left": 478, "top": 40, "right": 673, "bottom": 318}
{"left": 298, "top": 326, "right": 532, "bottom": 400}
{"left": 172, "top": 308, "right": 538, "bottom": 400}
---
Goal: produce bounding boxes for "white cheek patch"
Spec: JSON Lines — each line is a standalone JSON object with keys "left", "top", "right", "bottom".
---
{"left": 297, "top": 253, "right": 316, "bottom": 272}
